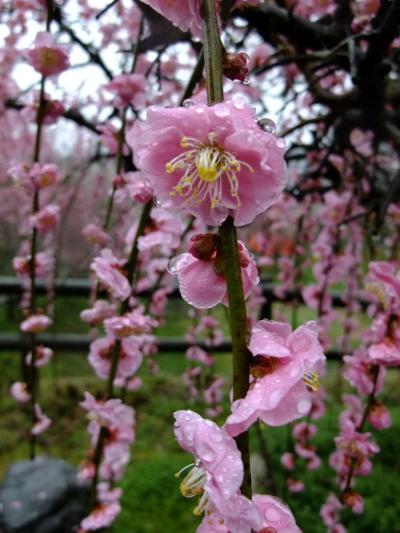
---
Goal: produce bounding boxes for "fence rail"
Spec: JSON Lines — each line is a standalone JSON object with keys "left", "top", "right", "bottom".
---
{"left": 0, "top": 276, "right": 366, "bottom": 360}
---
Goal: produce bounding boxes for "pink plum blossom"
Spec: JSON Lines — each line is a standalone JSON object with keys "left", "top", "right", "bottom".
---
{"left": 367, "top": 401, "right": 392, "bottom": 430}
{"left": 26, "top": 345, "right": 53, "bottom": 367}
{"left": 105, "top": 73, "right": 147, "bottom": 109}
{"left": 32, "top": 404, "right": 51, "bottom": 435}
{"left": 225, "top": 320, "right": 325, "bottom": 435}
{"left": 25, "top": 32, "right": 69, "bottom": 76}
{"left": 88, "top": 335, "right": 143, "bottom": 380}
{"left": 13, "top": 252, "right": 53, "bottom": 279}
{"left": 103, "top": 309, "right": 155, "bottom": 338}
{"left": 171, "top": 238, "right": 259, "bottom": 309}
{"left": 252, "top": 494, "right": 301, "bottom": 532}
{"left": 82, "top": 224, "right": 109, "bottom": 247}
{"left": 10, "top": 382, "right": 31, "bottom": 403}
{"left": 186, "top": 346, "right": 215, "bottom": 366}
{"left": 80, "top": 300, "right": 117, "bottom": 327}
{"left": 91, "top": 249, "right": 131, "bottom": 300}
{"left": 174, "top": 410, "right": 261, "bottom": 532}
{"left": 343, "top": 350, "right": 385, "bottom": 395}
{"left": 80, "top": 502, "right": 121, "bottom": 531}
{"left": 128, "top": 100, "right": 287, "bottom": 226}
{"left": 20, "top": 314, "right": 52, "bottom": 333}
{"left": 29, "top": 204, "right": 60, "bottom": 233}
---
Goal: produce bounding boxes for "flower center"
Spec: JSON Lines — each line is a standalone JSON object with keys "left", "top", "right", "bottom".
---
{"left": 175, "top": 462, "right": 211, "bottom": 516}
{"left": 166, "top": 132, "right": 254, "bottom": 209}
{"left": 303, "top": 371, "right": 320, "bottom": 392}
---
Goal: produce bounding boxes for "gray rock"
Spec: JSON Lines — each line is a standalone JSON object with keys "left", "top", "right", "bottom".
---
{"left": 0, "top": 456, "right": 90, "bottom": 533}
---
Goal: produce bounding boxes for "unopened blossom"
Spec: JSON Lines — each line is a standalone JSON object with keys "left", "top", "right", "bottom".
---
{"left": 281, "top": 452, "right": 295, "bottom": 471}
{"left": 171, "top": 236, "right": 259, "bottom": 309}
{"left": 174, "top": 410, "right": 261, "bottom": 532}
{"left": 91, "top": 249, "right": 131, "bottom": 300}
{"left": 26, "top": 345, "right": 53, "bottom": 367}
{"left": 225, "top": 320, "right": 325, "bottom": 436}
{"left": 25, "top": 32, "right": 69, "bottom": 76}
{"left": 253, "top": 494, "right": 301, "bottom": 532}
{"left": 30, "top": 204, "right": 60, "bottom": 233}
{"left": 105, "top": 73, "right": 147, "bottom": 109}
{"left": 20, "top": 314, "right": 52, "bottom": 333}
{"left": 10, "top": 382, "right": 31, "bottom": 403}
{"left": 88, "top": 335, "right": 143, "bottom": 380}
{"left": 82, "top": 224, "right": 109, "bottom": 247}
{"left": 128, "top": 100, "right": 287, "bottom": 226}
{"left": 32, "top": 404, "right": 51, "bottom": 435}
{"left": 286, "top": 479, "right": 305, "bottom": 493}
{"left": 80, "top": 300, "right": 117, "bottom": 327}
{"left": 104, "top": 309, "right": 155, "bottom": 338}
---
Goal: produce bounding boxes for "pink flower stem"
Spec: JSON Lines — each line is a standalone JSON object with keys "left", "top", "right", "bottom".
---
{"left": 201, "top": 0, "right": 252, "bottom": 497}
{"left": 219, "top": 217, "right": 253, "bottom": 498}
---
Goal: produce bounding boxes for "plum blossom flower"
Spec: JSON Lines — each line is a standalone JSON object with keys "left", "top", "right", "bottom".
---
{"left": 25, "top": 32, "right": 69, "bottom": 76}
{"left": 105, "top": 73, "right": 147, "bottom": 109}
{"left": 104, "top": 309, "right": 156, "bottom": 338}
{"left": 13, "top": 252, "right": 53, "bottom": 279}
{"left": 171, "top": 236, "right": 259, "bottom": 309}
{"left": 252, "top": 494, "right": 301, "bottom": 532}
{"left": 20, "top": 314, "right": 52, "bottom": 333}
{"left": 174, "top": 410, "right": 261, "bottom": 532}
{"left": 32, "top": 404, "right": 51, "bottom": 435}
{"left": 80, "top": 300, "right": 117, "bottom": 327}
{"left": 26, "top": 345, "right": 53, "bottom": 367}
{"left": 80, "top": 502, "right": 121, "bottom": 531}
{"left": 82, "top": 224, "right": 109, "bottom": 247}
{"left": 225, "top": 320, "right": 325, "bottom": 436}
{"left": 88, "top": 335, "right": 143, "bottom": 380}
{"left": 343, "top": 350, "right": 385, "bottom": 395}
{"left": 128, "top": 100, "right": 287, "bottom": 226}
{"left": 10, "top": 382, "right": 31, "bottom": 403}
{"left": 29, "top": 204, "right": 60, "bottom": 233}
{"left": 186, "top": 346, "right": 215, "bottom": 366}
{"left": 91, "top": 249, "right": 131, "bottom": 300}
{"left": 365, "top": 261, "right": 400, "bottom": 312}
{"left": 367, "top": 401, "right": 392, "bottom": 430}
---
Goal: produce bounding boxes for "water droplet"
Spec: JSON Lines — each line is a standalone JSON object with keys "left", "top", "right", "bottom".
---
{"left": 258, "top": 118, "right": 276, "bottom": 135}
{"left": 242, "top": 78, "right": 250, "bottom": 85}
{"left": 214, "top": 104, "right": 230, "bottom": 117}
{"left": 153, "top": 195, "right": 162, "bottom": 207}
{"left": 276, "top": 138, "right": 286, "bottom": 149}
{"left": 297, "top": 398, "right": 312, "bottom": 414}
{"left": 167, "top": 254, "right": 185, "bottom": 274}
{"left": 183, "top": 99, "right": 196, "bottom": 108}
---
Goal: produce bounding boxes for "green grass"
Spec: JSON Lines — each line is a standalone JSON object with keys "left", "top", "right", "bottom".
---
{"left": 1, "top": 350, "right": 399, "bottom": 533}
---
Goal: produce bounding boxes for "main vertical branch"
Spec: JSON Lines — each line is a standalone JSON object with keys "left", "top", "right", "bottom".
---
{"left": 201, "top": 0, "right": 252, "bottom": 497}
{"left": 201, "top": 0, "right": 223, "bottom": 104}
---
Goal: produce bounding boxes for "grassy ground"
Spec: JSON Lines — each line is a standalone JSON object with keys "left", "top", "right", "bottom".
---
{"left": 0, "top": 297, "right": 399, "bottom": 532}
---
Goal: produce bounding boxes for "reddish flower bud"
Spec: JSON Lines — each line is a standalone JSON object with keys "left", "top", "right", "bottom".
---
{"left": 188, "top": 233, "right": 219, "bottom": 261}
{"left": 222, "top": 52, "right": 249, "bottom": 82}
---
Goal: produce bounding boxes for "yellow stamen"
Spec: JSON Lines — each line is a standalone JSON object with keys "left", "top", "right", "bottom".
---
{"left": 303, "top": 371, "right": 320, "bottom": 392}
{"left": 165, "top": 132, "right": 253, "bottom": 210}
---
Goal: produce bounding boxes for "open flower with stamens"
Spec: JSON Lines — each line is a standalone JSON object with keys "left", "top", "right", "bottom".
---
{"left": 225, "top": 320, "right": 325, "bottom": 436}
{"left": 174, "top": 410, "right": 261, "bottom": 532}
{"left": 127, "top": 100, "right": 287, "bottom": 226}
